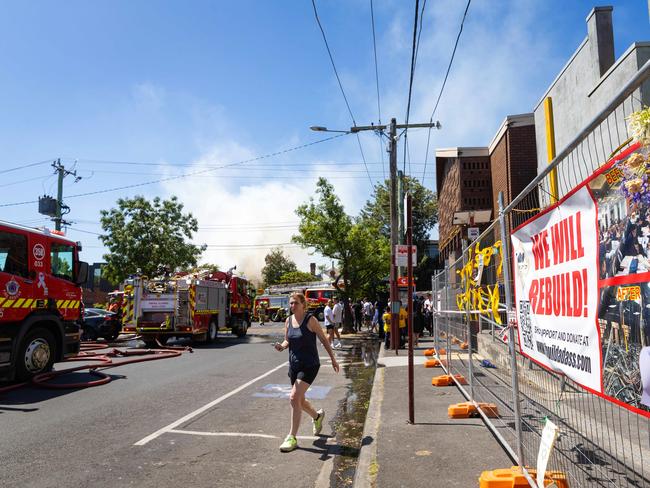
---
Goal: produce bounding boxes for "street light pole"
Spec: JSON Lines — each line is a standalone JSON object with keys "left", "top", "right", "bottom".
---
{"left": 309, "top": 119, "right": 441, "bottom": 353}
{"left": 389, "top": 118, "right": 400, "bottom": 352}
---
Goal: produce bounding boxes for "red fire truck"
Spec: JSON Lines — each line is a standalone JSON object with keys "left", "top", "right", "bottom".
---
{"left": 0, "top": 220, "right": 88, "bottom": 381}
{"left": 120, "top": 268, "right": 252, "bottom": 346}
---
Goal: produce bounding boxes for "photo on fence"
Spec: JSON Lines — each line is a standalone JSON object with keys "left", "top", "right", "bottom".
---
{"left": 589, "top": 143, "right": 650, "bottom": 280}
{"left": 598, "top": 281, "right": 650, "bottom": 412}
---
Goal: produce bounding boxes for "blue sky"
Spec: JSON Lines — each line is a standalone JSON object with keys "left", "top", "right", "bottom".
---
{"left": 1, "top": 1, "right": 648, "bottom": 281}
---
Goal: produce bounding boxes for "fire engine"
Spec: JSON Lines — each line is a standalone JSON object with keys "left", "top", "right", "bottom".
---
{"left": 264, "top": 281, "right": 338, "bottom": 321}
{"left": 120, "top": 267, "right": 252, "bottom": 346}
{"left": 0, "top": 220, "right": 88, "bottom": 381}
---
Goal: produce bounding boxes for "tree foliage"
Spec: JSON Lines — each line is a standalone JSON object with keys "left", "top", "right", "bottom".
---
{"left": 279, "top": 270, "right": 314, "bottom": 284}
{"left": 261, "top": 247, "right": 297, "bottom": 285}
{"left": 359, "top": 175, "right": 438, "bottom": 244}
{"left": 293, "top": 178, "right": 390, "bottom": 330}
{"left": 359, "top": 176, "right": 439, "bottom": 289}
{"left": 99, "top": 195, "right": 206, "bottom": 283}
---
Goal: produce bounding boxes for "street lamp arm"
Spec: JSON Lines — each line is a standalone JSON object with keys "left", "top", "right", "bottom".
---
{"left": 309, "top": 126, "right": 351, "bottom": 133}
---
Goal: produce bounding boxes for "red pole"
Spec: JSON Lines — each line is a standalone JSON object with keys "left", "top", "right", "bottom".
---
{"left": 407, "top": 194, "right": 414, "bottom": 424}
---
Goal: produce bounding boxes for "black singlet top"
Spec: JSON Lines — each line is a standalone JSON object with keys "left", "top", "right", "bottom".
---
{"left": 287, "top": 313, "right": 320, "bottom": 369}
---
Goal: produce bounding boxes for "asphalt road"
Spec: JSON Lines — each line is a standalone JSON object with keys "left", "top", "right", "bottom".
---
{"left": 0, "top": 323, "right": 373, "bottom": 488}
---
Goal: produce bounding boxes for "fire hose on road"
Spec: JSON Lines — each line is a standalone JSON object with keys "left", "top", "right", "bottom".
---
{"left": 0, "top": 337, "right": 192, "bottom": 394}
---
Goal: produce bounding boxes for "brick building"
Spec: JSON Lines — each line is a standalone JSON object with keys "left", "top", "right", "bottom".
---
{"left": 435, "top": 147, "right": 492, "bottom": 264}
{"left": 488, "top": 114, "right": 539, "bottom": 234}
{"left": 436, "top": 114, "right": 538, "bottom": 267}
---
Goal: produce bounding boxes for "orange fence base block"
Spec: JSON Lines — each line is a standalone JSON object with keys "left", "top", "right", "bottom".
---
{"left": 479, "top": 466, "right": 569, "bottom": 488}
{"left": 453, "top": 374, "right": 468, "bottom": 385}
{"left": 424, "top": 358, "right": 447, "bottom": 368}
{"left": 452, "top": 337, "right": 461, "bottom": 345}
{"left": 437, "top": 347, "right": 446, "bottom": 355}
{"left": 448, "top": 402, "right": 499, "bottom": 419}
{"left": 431, "top": 374, "right": 468, "bottom": 386}
{"left": 424, "top": 349, "right": 435, "bottom": 357}
{"left": 459, "top": 342, "right": 468, "bottom": 350}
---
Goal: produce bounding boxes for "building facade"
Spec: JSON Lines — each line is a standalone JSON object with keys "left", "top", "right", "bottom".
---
{"left": 436, "top": 147, "right": 492, "bottom": 264}
{"left": 489, "top": 114, "right": 539, "bottom": 234}
{"left": 436, "top": 115, "right": 538, "bottom": 267}
{"left": 533, "top": 6, "right": 650, "bottom": 194}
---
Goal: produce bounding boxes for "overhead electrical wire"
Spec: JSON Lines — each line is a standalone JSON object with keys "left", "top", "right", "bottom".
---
{"left": 0, "top": 133, "right": 346, "bottom": 208}
{"left": 76, "top": 158, "right": 391, "bottom": 168}
{"left": 0, "top": 174, "right": 53, "bottom": 189}
{"left": 402, "top": 0, "right": 421, "bottom": 175}
{"left": 0, "top": 159, "right": 53, "bottom": 175}
{"left": 310, "top": 0, "right": 374, "bottom": 189}
{"left": 422, "top": 0, "right": 471, "bottom": 182}
{"left": 369, "top": 0, "right": 386, "bottom": 180}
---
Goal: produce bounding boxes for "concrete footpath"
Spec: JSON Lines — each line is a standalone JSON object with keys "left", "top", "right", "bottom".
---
{"left": 354, "top": 335, "right": 513, "bottom": 488}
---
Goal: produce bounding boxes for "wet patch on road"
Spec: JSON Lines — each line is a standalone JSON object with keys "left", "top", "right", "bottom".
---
{"left": 328, "top": 333, "right": 380, "bottom": 487}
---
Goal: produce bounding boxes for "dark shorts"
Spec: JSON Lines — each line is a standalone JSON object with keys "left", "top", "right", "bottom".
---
{"left": 326, "top": 324, "right": 334, "bottom": 330}
{"left": 289, "top": 364, "right": 320, "bottom": 385}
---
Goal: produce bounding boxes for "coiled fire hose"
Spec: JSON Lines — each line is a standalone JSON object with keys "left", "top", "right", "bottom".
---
{"left": 0, "top": 337, "right": 192, "bottom": 394}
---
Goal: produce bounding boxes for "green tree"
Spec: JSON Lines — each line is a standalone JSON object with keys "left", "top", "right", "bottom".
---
{"left": 261, "top": 247, "right": 297, "bottom": 285}
{"left": 279, "top": 270, "right": 315, "bottom": 284}
{"left": 360, "top": 175, "right": 438, "bottom": 243}
{"left": 360, "top": 176, "right": 439, "bottom": 290}
{"left": 99, "top": 195, "right": 206, "bottom": 283}
{"left": 293, "top": 178, "right": 390, "bottom": 332}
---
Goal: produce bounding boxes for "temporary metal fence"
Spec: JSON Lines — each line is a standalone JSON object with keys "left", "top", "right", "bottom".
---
{"left": 431, "top": 59, "right": 650, "bottom": 487}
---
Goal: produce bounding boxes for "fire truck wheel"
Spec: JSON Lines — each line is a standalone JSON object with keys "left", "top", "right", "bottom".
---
{"left": 208, "top": 320, "right": 219, "bottom": 343}
{"left": 233, "top": 319, "right": 248, "bottom": 338}
{"left": 17, "top": 327, "right": 56, "bottom": 381}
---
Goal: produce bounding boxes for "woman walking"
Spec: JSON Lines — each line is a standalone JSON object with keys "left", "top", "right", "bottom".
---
{"left": 274, "top": 292, "right": 340, "bottom": 452}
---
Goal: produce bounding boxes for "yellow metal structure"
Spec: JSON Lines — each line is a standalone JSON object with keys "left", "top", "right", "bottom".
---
{"left": 544, "top": 97, "right": 559, "bottom": 204}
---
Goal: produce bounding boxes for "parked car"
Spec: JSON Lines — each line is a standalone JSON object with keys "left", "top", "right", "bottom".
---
{"left": 81, "top": 307, "right": 120, "bottom": 341}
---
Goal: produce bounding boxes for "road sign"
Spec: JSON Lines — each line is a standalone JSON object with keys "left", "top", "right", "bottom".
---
{"left": 397, "top": 276, "right": 415, "bottom": 287}
{"left": 395, "top": 245, "right": 417, "bottom": 267}
{"left": 468, "top": 227, "right": 480, "bottom": 240}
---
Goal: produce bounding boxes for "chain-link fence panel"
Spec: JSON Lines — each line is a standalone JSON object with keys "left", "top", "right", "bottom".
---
{"left": 431, "top": 60, "right": 650, "bottom": 487}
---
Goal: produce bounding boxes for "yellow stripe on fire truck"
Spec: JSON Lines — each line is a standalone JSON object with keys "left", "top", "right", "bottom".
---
{"left": 189, "top": 286, "right": 196, "bottom": 321}
{"left": 0, "top": 298, "right": 79, "bottom": 310}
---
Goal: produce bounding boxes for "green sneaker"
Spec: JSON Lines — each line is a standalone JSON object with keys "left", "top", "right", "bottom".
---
{"left": 279, "top": 434, "right": 298, "bottom": 452}
{"left": 312, "top": 409, "right": 325, "bottom": 435}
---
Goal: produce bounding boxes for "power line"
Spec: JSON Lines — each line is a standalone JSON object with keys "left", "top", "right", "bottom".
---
{"left": 204, "top": 242, "right": 303, "bottom": 249}
{"left": 310, "top": 0, "right": 374, "bottom": 189}
{"left": 311, "top": 0, "right": 356, "bottom": 125}
{"left": 0, "top": 174, "right": 52, "bottom": 188}
{"left": 0, "top": 133, "right": 347, "bottom": 208}
{"left": 0, "top": 159, "right": 53, "bottom": 175}
{"left": 80, "top": 168, "right": 389, "bottom": 177}
{"left": 76, "top": 158, "right": 392, "bottom": 168}
{"left": 369, "top": 0, "right": 386, "bottom": 180}
{"left": 403, "top": 0, "right": 421, "bottom": 174}
{"left": 422, "top": 0, "right": 471, "bottom": 183}
{"left": 428, "top": 0, "right": 471, "bottom": 122}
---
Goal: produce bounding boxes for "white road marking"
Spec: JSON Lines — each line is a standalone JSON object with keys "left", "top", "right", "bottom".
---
{"left": 134, "top": 361, "right": 288, "bottom": 446}
{"left": 168, "top": 429, "right": 319, "bottom": 441}
{"left": 169, "top": 430, "right": 277, "bottom": 439}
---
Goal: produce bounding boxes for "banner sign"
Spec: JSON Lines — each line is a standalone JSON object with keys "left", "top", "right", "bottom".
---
{"left": 513, "top": 142, "right": 650, "bottom": 417}
{"left": 512, "top": 186, "right": 601, "bottom": 391}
